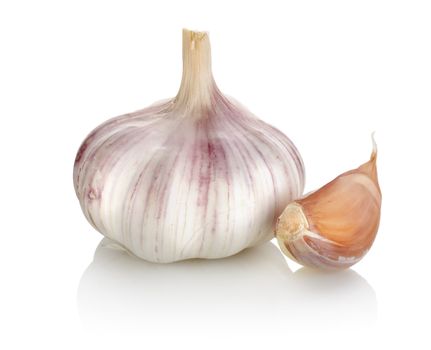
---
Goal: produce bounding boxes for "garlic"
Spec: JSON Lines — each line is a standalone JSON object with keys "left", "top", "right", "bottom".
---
{"left": 74, "top": 29, "right": 305, "bottom": 263}
{"left": 276, "top": 136, "right": 381, "bottom": 269}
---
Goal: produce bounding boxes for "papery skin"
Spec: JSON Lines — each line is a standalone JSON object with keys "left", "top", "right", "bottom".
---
{"left": 276, "top": 139, "right": 381, "bottom": 269}
{"left": 73, "top": 30, "right": 305, "bottom": 263}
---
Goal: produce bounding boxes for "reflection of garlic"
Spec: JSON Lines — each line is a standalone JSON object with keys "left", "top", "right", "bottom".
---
{"left": 276, "top": 136, "right": 381, "bottom": 269}
{"left": 74, "top": 29, "right": 305, "bottom": 263}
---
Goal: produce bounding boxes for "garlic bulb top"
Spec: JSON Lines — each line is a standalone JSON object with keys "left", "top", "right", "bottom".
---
{"left": 74, "top": 29, "right": 305, "bottom": 263}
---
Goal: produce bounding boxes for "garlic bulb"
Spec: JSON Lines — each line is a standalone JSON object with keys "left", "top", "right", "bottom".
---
{"left": 276, "top": 136, "right": 381, "bottom": 269}
{"left": 74, "top": 29, "right": 305, "bottom": 263}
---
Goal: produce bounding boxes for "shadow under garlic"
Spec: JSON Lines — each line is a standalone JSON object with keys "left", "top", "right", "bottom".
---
{"left": 77, "top": 238, "right": 377, "bottom": 335}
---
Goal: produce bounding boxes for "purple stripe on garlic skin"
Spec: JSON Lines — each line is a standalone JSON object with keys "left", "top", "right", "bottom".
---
{"left": 74, "top": 29, "right": 305, "bottom": 263}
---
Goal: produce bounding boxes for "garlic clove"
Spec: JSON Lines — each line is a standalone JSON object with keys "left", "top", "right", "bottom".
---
{"left": 276, "top": 136, "right": 381, "bottom": 269}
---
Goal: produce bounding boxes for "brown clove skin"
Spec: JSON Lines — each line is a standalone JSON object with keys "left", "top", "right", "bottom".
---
{"left": 276, "top": 137, "right": 381, "bottom": 269}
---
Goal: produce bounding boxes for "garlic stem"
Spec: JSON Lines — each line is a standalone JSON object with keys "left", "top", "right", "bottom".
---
{"left": 175, "top": 29, "right": 217, "bottom": 110}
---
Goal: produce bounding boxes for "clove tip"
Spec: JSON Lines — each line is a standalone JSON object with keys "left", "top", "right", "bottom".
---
{"left": 370, "top": 132, "right": 377, "bottom": 161}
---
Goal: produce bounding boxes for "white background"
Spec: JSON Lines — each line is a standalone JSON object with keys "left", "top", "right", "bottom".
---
{"left": 1, "top": 0, "right": 430, "bottom": 349}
